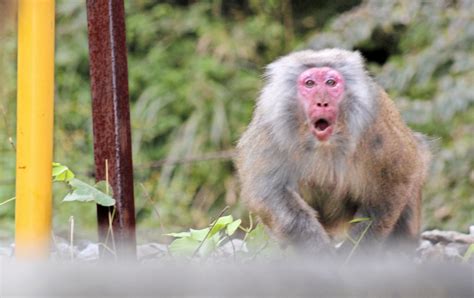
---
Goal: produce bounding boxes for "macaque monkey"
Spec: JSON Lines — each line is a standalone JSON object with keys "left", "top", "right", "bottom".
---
{"left": 236, "top": 49, "right": 431, "bottom": 254}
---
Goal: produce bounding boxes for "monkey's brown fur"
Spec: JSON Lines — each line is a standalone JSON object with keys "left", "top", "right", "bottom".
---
{"left": 236, "top": 49, "right": 431, "bottom": 253}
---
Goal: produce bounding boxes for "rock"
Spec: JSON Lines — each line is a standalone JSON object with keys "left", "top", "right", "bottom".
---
{"left": 445, "top": 242, "right": 469, "bottom": 258}
{"left": 137, "top": 243, "right": 168, "bottom": 261}
{"left": 421, "top": 229, "right": 474, "bottom": 244}
{"left": 417, "top": 227, "right": 474, "bottom": 263}
{"left": 416, "top": 241, "right": 444, "bottom": 262}
{"left": 417, "top": 240, "right": 433, "bottom": 251}
{"left": 216, "top": 239, "right": 247, "bottom": 257}
{"left": 51, "top": 241, "right": 77, "bottom": 261}
{"left": 76, "top": 243, "right": 100, "bottom": 261}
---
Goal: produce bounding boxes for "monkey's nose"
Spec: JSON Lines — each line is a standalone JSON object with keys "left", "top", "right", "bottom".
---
{"left": 316, "top": 102, "right": 329, "bottom": 108}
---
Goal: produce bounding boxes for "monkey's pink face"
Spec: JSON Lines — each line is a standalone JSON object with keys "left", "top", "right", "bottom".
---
{"left": 297, "top": 67, "right": 345, "bottom": 142}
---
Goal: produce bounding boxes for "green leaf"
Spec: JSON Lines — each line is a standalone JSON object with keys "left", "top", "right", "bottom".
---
{"left": 349, "top": 217, "right": 371, "bottom": 224}
{"left": 226, "top": 219, "right": 242, "bottom": 236}
{"left": 198, "top": 233, "right": 219, "bottom": 257}
{"left": 95, "top": 180, "right": 114, "bottom": 197}
{"left": 246, "top": 224, "right": 270, "bottom": 253}
{"left": 63, "top": 178, "right": 115, "bottom": 206}
{"left": 165, "top": 231, "right": 191, "bottom": 238}
{"left": 189, "top": 228, "right": 210, "bottom": 241}
{"left": 209, "top": 215, "right": 233, "bottom": 238}
{"left": 190, "top": 228, "right": 210, "bottom": 241}
{"left": 52, "top": 162, "right": 75, "bottom": 182}
{"left": 168, "top": 237, "right": 200, "bottom": 256}
{"left": 63, "top": 189, "right": 95, "bottom": 203}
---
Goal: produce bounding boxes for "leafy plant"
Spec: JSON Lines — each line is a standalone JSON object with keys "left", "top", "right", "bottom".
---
{"left": 166, "top": 214, "right": 242, "bottom": 257}
{"left": 166, "top": 210, "right": 281, "bottom": 260}
{"left": 52, "top": 162, "right": 115, "bottom": 207}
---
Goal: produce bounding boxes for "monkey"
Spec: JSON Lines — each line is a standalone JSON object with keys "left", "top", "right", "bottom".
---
{"left": 236, "top": 48, "right": 431, "bottom": 255}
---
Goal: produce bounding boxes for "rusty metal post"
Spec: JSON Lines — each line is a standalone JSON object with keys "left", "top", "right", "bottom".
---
{"left": 86, "top": 0, "right": 136, "bottom": 258}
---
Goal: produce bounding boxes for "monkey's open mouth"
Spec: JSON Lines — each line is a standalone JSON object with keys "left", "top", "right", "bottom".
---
{"left": 311, "top": 118, "right": 334, "bottom": 141}
{"left": 314, "top": 119, "right": 331, "bottom": 131}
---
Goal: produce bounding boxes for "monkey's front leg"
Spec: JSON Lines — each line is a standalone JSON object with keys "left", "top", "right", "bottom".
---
{"left": 342, "top": 195, "right": 408, "bottom": 255}
{"left": 250, "top": 187, "right": 332, "bottom": 254}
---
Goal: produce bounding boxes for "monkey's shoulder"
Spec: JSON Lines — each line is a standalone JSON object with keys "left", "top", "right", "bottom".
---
{"left": 235, "top": 120, "right": 290, "bottom": 177}
{"left": 357, "top": 94, "right": 425, "bottom": 183}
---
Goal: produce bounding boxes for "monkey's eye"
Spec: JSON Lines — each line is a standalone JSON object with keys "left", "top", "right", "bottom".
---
{"left": 304, "top": 80, "right": 315, "bottom": 88}
{"left": 325, "top": 79, "right": 336, "bottom": 87}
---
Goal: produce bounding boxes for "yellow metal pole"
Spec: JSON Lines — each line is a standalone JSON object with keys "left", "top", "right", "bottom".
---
{"left": 16, "top": 0, "right": 55, "bottom": 259}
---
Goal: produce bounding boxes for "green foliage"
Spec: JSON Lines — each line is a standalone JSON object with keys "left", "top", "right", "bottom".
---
{"left": 52, "top": 162, "right": 75, "bottom": 182}
{"left": 244, "top": 223, "right": 272, "bottom": 254}
{"left": 167, "top": 214, "right": 247, "bottom": 257}
{"left": 53, "top": 162, "right": 115, "bottom": 207}
{"left": 62, "top": 179, "right": 115, "bottom": 207}
{"left": 123, "top": 1, "right": 294, "bottom": 231}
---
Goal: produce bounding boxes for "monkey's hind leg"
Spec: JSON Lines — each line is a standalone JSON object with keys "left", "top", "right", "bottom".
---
{"left": 386, "top": 191, "right": 422, "bottom": 253}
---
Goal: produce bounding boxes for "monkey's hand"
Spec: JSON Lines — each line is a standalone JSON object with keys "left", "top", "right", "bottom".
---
{"left": 286, "top": 188, "right": 334, "bottom": 251}
{"left": 248, "top": 186, "right": 334, "bottom": 256}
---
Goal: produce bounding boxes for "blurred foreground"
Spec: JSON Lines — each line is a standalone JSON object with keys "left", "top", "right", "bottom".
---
{"left": 0, "top": 0, "right": 472, "bottom": 241}
{"left": 1, "top": 258, "right": 472, "bottom": 297}
{"left": 1, "top": 228, "right": 473, "bottom": 297}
